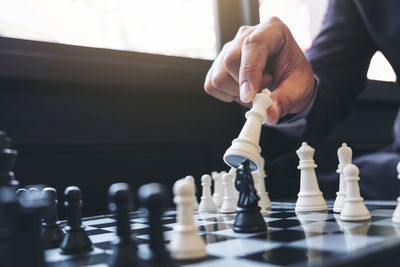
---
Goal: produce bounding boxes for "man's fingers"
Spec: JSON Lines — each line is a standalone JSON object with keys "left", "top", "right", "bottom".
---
{"left": 239, "top": 17, "right": 287, "bottom": 103}
{"left": 204, "top": 68, "right": 236, "bottom": 102}
{"left": 223, "top": 26, "right": 255, "bottom": 83}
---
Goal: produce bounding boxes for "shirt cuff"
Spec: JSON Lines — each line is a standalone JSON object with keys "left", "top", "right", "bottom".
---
{"left": 267, "top": 76, "right": 319, "bottom": 138}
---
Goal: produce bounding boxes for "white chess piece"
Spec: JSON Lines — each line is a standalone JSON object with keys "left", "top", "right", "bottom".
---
{"left": 229, "top": 168, "right": 239, "bottom": 201}
{"left": 169, "top": 179, "right": 207, "bottom": 259}
{"left": 392, "top": 162, "right": 400, "bottom": 223}
{"left": 220, "top": 172, "right": 237, "bottom": 213}
{"left": 257, "top": 156, "right": 271, "bottom": 210}
{"left": 184, "top": 176, "right": 198, "bottom": 210}
{"left": 223, "top": 89, "right": 273, "bottom": 171}
{"left": 340, "top": 164, "right": 371, "bottom": 221}
{"left": 212, "top": 171, "right": 224, "bottom": 207}
{"left": 295, "top": 142, "right": 327, "bottom": 212}
{"left": 333, "top": 143, "right": 352, "bottom": 213}
{"left": 198, "top": 174, "right": 217, "bottom": 212}
{"left": 252, "top": 172, "right": 267, "bottom": 214}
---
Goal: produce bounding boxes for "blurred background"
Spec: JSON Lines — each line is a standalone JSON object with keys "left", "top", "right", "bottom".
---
{"left": 0, "top": 0, "right": 397, "bottom": 217}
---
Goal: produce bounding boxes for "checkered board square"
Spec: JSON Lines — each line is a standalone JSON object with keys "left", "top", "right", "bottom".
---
{"left": 44, "top": 202, "right": 400, "bottom": 267}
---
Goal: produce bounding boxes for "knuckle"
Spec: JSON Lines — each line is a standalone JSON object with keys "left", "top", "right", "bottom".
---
{"left": 223, "top": 49, "right": 240, "bottom": 71}
{"left": 211, "top": 72, "right": 227, "bottom": 89}
{"left": 243, "top": 33, "right": 264, "bottom": 48}
{"left": 268, "top": 16, "right": 282, "bottom": 25}
{"left": 238, "top": 25, "right": 250, "bottom": 34}
{"left": 204, "top": 82, "right": 214, "bottom": 95}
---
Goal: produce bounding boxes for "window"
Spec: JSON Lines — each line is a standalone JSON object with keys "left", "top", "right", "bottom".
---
{"left": 259, "top": 0, "right": 397, "bottom": 82}
{"left": 0, "top": 0, "right": 217, "bottom": 59}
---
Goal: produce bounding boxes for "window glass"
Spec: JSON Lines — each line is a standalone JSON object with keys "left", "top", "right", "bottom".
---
{"left": 0, "top": 0, "right": 217, "bottom": 59}
{"left": 259, "top": 0, "right": 396, "bottom": 82}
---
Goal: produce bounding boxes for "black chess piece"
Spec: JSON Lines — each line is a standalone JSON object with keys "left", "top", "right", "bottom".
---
{"left": 16, "top": 188, "right": 27, "bottom": 200}
{"left": 138, "top": 183, "right": 175, "bottom": 267}
{"left": 108, "top": 183, "right": 138, "bottom": 267}
{"left": 60, "top": 186, "right": 93, "bottom": 254}
{"left": 0, "top": 131, "right": 19, "bottom": 189}
{"left": 41, "top": 187, "right": 65, "bottom": 249}
{"left": 13, "top": 186, "right": 47, "bottom": 267}
{"left": 233, "top": 159, "right": 267, "bottom": 233}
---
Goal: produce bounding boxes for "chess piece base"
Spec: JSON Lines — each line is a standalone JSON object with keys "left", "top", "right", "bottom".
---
{"left": 41, "top": 223, "right": 65, "bottom": 249}
{"left": 61, "top": 226, "right": 93, "bottom": 254}
{"left": 233, "top": 207, "right": 267, "bottom": 233}
{"left": 340, "top": 198, "right": 371, "bottom": 221}
{"left": 108, "top": 238, "right": 138, "bottom": 267}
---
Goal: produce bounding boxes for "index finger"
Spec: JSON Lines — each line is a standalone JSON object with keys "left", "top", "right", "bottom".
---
{"left": 239, "top": 18, "right": 286, "bottom": 103}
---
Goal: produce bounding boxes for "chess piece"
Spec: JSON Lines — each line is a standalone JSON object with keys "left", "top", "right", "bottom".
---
{"left": 108, "top": 183, "right": 138, "bottom": 267}
{"left": 211, "top": 171, "right": 224, "bottom": 208}
{"left": 229, "top": 168, "right": 239, "bottom": 201}
{"left": 16, "top": 188, "right": 27, "bottom": 200}
{"left": 60, "top": 186, "right": 93, "bottom": 254}
{"left": 340, "top": 164, "right": 371, "bottom": 221}
{"left": 198, "top": 175, "right": 217, "bottom": 212}
{"left": 13, "top": 186, "right": 47, "bottom": 267}
{"left": 392, "top": 162, "right": 400, "bottom": 223}
{"left": 233, "top": 159, "right": 267, "bottom": 233}
{"left": 184, "top": 176, "right": 198, "bottom": 210}
{"left": 255, "top": 156, "right": 271, "bottom": 211}
{"left": 41, "top": 187, "right": 65, "bottom": 249}
{"left": 169, "top": 179, "right": 207, "bottom": 259}
{"left": 0, "top": 131, "right": 19, "bottom": 189}
{"left": 220, "top": 172, "right": 237, "bottom": 213}
{"left": 333, "top": 143, "right": 352, "bottom": 213}
{"left": 224, "top": 89, "right": 273, "bottom": 171}
{"left": 138, "top": 183, "right": 175, "bottom": 267}
{"left": 252, "top": 172, "right": 266, "bottom": 214}
{"left": 295, "top": 142, "right": 327, "bottom": 212}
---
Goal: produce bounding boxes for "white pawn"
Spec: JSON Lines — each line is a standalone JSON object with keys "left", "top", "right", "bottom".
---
{"left": 257, "top": 156, "right": 271, "bottom": 209}
{"left": 340, "top": 164, "right": 371, "bottom": 221}
{"left": 184, "top": 176, "right": 198, "bottom": 210}
{"left": 220, "top": 172, "right": 237, "bottom": 213}
{"left": 333, "top": 143, "right": 352, "bottom": 213}
{"left": 198, "top": 174, "right": 217, "bottom": 212}
{"left": 212, "top": 171, "right": 224, "bottom": 208}
{"left": 392, "top": 162, "right": 400, "bottom": 223}
{"left": 229, "top": 168, "right": 239, "bottom": 201}
{"left": 169, "top": 179, "right": 207, "bottom": 259}
{"left": 295, "top": 142, "right": 327, "bottom": 212}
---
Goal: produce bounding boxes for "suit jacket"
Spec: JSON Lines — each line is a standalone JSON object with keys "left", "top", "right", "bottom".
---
{"left": 304, "top": 0, "right": 400, "bottom": 143}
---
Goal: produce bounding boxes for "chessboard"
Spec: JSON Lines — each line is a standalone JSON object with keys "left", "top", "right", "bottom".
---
{"left": 44, "top": 201, "right": 400, "bottom": 267}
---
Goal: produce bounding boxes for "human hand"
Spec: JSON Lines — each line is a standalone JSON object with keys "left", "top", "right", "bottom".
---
{"left": 204, "top": 17, "right": 315, "bottom": 125}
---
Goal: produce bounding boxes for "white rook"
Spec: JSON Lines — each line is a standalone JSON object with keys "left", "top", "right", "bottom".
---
{"left": 224, "top": 89, "right": 273, "bottom": 171}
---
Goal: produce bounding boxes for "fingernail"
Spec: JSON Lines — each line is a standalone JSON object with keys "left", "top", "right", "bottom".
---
{"left": 240, "top": 81, "right": 250, "bottom": 102}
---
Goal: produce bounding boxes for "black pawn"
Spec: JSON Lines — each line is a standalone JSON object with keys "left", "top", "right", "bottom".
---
{"left": 233, "top": 159, "right": 267, "bottom": 233}
{"left": 16, "top": 188, "right": 27, "bottom": 200}
{"left": 0, "top": 131, "right": 19, "bottom": 189}
{"left": 41, "top": 187, "right": 65, "bottom": 249}
{"left": 108, "top": 183, "right": 138, "bottom": 267}
{"left": 60, "top": 186, "right": 93, "bottom": 254}
{"left": 138, "top": 183, "right": 175, "bottom": 267}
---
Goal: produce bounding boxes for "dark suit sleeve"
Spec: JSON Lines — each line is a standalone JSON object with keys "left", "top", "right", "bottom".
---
{"left": 303, "top": 0, "right": 377, "bottom": 143}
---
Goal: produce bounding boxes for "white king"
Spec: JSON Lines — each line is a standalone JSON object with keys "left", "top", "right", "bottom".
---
{"left": 223, "top": 89, "right": 272, "bottom": 171}
{"left": 295, "top": 142, "right": 327, "bottom": 212}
